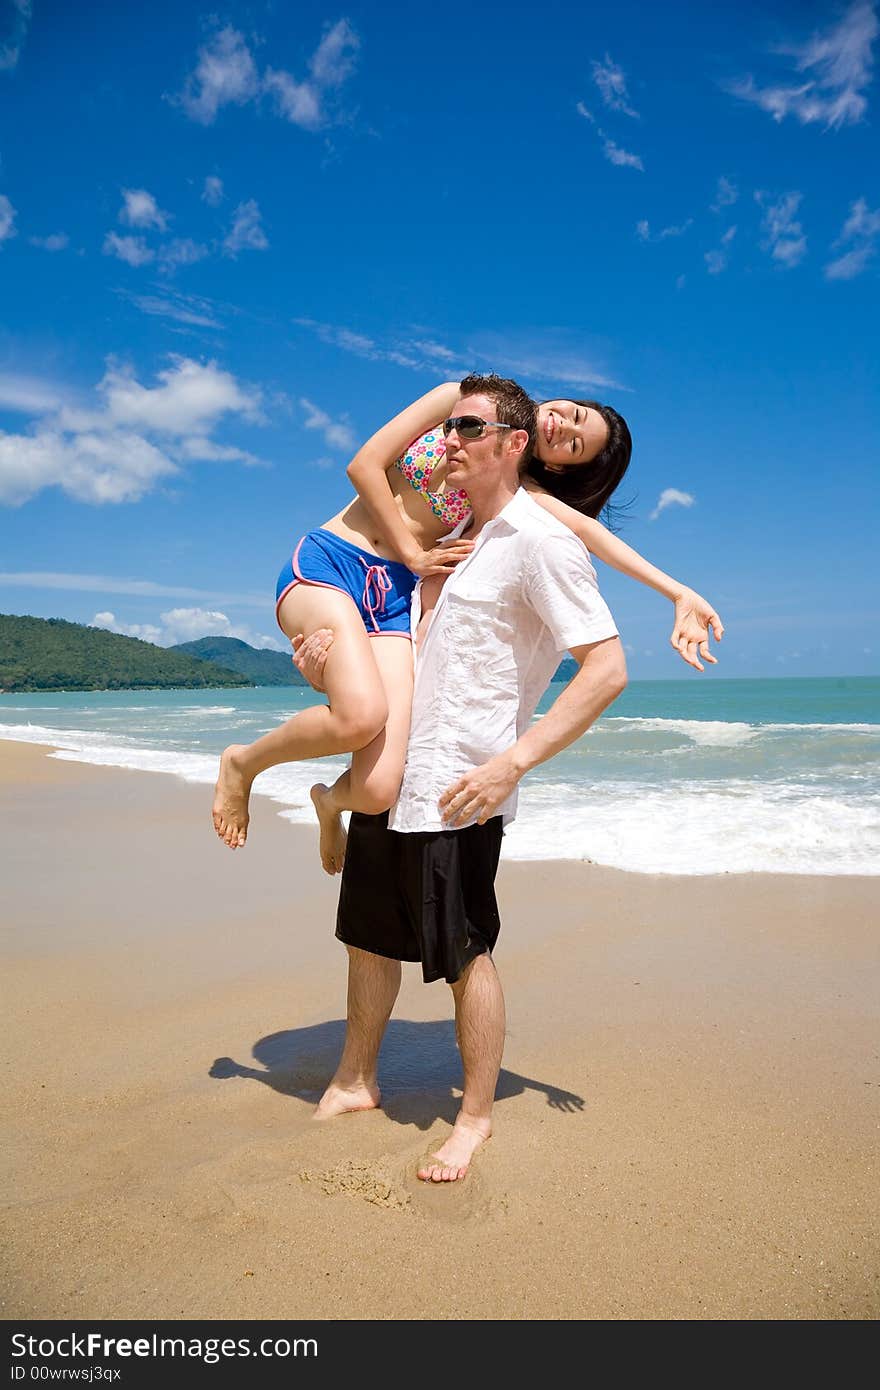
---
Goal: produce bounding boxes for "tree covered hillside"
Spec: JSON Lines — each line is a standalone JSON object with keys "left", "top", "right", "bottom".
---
{"left": 172, "top": 635, "right": 308, "bottom": 686}
{"left": 0, "top": 615, "right": 252, "bottom": 692}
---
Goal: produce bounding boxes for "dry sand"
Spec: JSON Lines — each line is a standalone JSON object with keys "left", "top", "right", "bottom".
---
{"left": 1, "top": 738, "right": 878, "bottom": 1320}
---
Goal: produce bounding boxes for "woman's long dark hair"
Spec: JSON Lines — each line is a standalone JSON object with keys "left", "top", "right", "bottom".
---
{"left": 525, "top": 400, "right": 632, "bottom": 529}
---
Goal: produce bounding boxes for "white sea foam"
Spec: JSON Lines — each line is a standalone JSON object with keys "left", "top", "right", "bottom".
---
{"left": 502, "top": 781, "right": 880, "bottom": 875}
{"left": 3, "top": 721, "right": 878, "bottom": 876}
{"left": 603, "top": 717, "right": 758, "bottom": 746}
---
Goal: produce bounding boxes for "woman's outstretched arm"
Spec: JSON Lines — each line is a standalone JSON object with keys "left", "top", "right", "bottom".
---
{"left": 346, "top": 381, "right": 468, "bottom": 576}
{"left": 528, "top": 488, "right": 724, "bottom": 672}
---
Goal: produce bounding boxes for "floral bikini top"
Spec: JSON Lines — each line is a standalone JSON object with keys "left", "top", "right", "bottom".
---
{"left": 395, "top": 430, "right": 472, "bottom": 529}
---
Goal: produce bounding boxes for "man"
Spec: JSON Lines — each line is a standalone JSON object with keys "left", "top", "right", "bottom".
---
{"left": 303, "top": 374, "right": 626, "bottom": 1182}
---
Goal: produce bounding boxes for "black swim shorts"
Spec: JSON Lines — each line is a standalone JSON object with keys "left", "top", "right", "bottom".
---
{"left": 335, "top": 811, "right": 504, "bottom": 984}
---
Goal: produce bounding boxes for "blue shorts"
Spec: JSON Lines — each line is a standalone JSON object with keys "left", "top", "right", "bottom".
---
{"left": 275, "top": 529, "right": 416, "bottom": 638}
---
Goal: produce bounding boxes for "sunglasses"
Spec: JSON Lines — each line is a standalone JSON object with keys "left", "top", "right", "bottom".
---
{"left": 442, "top": 415, "right": 513, "bottom": 440}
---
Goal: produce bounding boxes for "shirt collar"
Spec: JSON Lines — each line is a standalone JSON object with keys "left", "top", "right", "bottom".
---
{"left": 444, "top": 486, "right": 534, "bottom": 541}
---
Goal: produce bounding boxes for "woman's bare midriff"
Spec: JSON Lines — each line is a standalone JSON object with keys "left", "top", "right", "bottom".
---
{"left": 321, "top": 474, "right": 451, "bottom": 561}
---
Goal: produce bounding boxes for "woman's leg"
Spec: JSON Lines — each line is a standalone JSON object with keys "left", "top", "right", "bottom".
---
{"left": 310, "top": 634, "right": 415, "bottom": 873}
{"left": 212, "top": 586, "right": 389, "bottom": 849}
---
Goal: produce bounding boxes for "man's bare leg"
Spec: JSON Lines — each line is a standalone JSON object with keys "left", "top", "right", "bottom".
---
{"left": 314, "top": 946, "right": 401, "bottom": 1119}
{"left": 418, "top": 953, "right": 505, "bottom": 1182}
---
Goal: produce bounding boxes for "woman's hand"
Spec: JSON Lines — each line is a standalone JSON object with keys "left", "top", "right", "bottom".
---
{"left": 406, "top": 538, "right": 474, "bottom": 578}
{"left": 670, "top": 591, "right": 724, "bottom": 672}
{"left": 291, "top": 628, "right": 333, "bottom": 692}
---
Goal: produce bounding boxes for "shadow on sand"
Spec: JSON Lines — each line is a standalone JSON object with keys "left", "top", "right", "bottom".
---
{"left": 211, "top": 1018, "right": 584, "bottom": 1131}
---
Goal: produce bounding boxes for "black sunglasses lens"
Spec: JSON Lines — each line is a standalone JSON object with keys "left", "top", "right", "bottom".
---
{"left": 442, "top": 416, "right": 485, "bottom": 439}
{"left": 458, "top": 417, "right": 484, "bottom": 438}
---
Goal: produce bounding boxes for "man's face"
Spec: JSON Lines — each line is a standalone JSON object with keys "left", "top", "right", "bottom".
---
{"left": 443, "top": 393, "right": 511, "bottom": 492}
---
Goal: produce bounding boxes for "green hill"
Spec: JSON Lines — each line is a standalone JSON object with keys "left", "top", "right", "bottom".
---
{"left": 172, "top": 636, "right": 309, "bottom": 686}
{"left": 0, "top": 614, "right": 252, "bottom": 692}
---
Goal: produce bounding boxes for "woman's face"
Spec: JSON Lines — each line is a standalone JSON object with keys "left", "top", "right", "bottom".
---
{"left": 535, "top": 400, "right": 609, "bottom": 471}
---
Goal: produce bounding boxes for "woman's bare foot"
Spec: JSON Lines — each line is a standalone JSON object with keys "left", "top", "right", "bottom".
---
{"left": 310, "top": 783, "right": 347, "bottom": 874}
{"left": 417, "top": 1116, "right": 491, "bottom": 1183}
{"left": 313, "top": 1080, "right": 381, "bottom": 1120}
{"left": 212, "top": 745, "right": 253, "bottom": 849}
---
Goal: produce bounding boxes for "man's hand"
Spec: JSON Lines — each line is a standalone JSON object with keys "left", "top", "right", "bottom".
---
{"left": 670, "top": 590, "right": 724, "bottom": 672}
{"left": 292, "top": 628, "right": 333, "bottom": 692}
{"left": 408, "top": 539, "right": 474, "bottom": 578}
{"left": 439, "top": 751, "right": 521, "bottom": 827}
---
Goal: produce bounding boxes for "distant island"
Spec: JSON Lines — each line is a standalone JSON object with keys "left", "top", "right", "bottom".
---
{"left": 170, "top": 636, "right": 308, "bottom": 687}
{"left": 1, "top": 613, "right": 573, "bottom": 694}
{"left": 0, "top": 614, "right": 251, "bottom": 693}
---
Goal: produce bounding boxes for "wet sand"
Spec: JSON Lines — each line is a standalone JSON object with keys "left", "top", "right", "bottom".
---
{"left": 2, "top": 738, "right": 878, "bottom": 1319}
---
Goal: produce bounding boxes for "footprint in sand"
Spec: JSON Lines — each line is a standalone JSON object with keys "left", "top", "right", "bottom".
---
{"left": 299, "top": 1158, "right": 412, "bottom": 1213}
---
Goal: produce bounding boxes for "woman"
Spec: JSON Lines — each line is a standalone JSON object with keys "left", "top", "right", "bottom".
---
{"left": 212, "top": 378, "right": 722, "bottom": 866}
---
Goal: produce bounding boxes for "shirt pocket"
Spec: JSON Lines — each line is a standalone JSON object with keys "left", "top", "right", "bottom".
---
{"left": 446, "top": 590, "right": 519, "bottom": 694}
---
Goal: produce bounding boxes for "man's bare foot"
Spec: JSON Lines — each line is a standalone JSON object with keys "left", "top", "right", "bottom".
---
{"left": 310, "top": 783, "right": 347, "bottom": 874}
{"left": 313, "top": 1080, "right": 381, "bottom": 1120}
{"left": 417, "top": 1117, "right": 491, "bottom": 1183}
{"left": 212, "top": 745, "right": 253, "bottom": 849}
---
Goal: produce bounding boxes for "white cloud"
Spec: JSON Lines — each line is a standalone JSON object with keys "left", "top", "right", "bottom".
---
{"left": 711, "top": 176, "right": 739, "bottom": 212}
{"left": 825, "top": 196, "right": 880, "bottom": 279}
{"left": 675, "top": 274, "right": 687, "bottom": 290}
{"left": 103, "top": 232, "right": 155, "bottom": 267}
{"left": 264, "top": 17, "right": 360, "bottom": 130}
{"left": 410, "top": 339, "right": 458, "bottom": 362}
{"left": 120, "top": 288, "right": 223, "bottom": 330}
{"left": 263, "top": 68, "right": 322, "bottom": 129}
{"left": 29, "top": 232, "right": 69, "bottom": 251}
{"left": 756, "top": 191, "right": 807, "bottom": 268}
{"left": 174, "top": 26, "right": 260, "bottom": 126}
{"left": 119, "top": 188, "right": 168, "bottom": 231}
{"left": 174, "top": 19, "right": 360, "bottom": 133}
{"left": 294, "top": 318, "right": 626, "bottom": 393}
{"left": 706, "top": 224, "right": 738, "bottom": 271}
{"left": 300, "top": 397, "right": 357, "bottom": 452}
{"left": 178, "top": 436, "right": 262, "bottom": 466}
{"left": 59, "top": 357, "right": 264, "bottom": 436}
{"left": 602, "top": 137, "right": 644, "bottom": 170}
{"left": 577, "top": 88, "right": 643, "bottom": 169}
{"left": 223, "top": 199, "right": 268, "bottom": 256}
{"left": 728, "top": 1, "right": 878, "bottom": 130}
{"left": 158, "top": 238, "right": 209, "bottom": 272}
{"left": 92, "top": 606, "right": 284, "bottom": 650}
{"left": 592, "top": 54, "right": 639, "bottom": 118}
{"left": 650, "top": 488, "right": 695, "bottom": 521}
{"left": 310, "top": 19, "right": 360, "bottom": 87}
{"left": 202, "top": 175, "right": 224, "bottom": 206}
{"left": 0, "top": 0, "right": 31, "bottom": 72}
{"left": 0, "top": 428, "right": 177, "bottom": 506}
{"left": 0, "top": 192, "right": 17, "bottom": 245}
{"left": 91, "top": 611, "right": 162, "bottom": 644}
{"left": 637, "top": 218, "right": 692, "bottom": 242}
{"left": 0, "top": 356, "right": 265, "bottom": 506}
{"left": 1, "top": 570, "right": 266, "bottom": 607}
{"left": 0, "top": 372, "right": 65, "bottom": 413}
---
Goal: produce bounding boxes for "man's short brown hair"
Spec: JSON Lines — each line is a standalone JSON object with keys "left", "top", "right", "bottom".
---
{"left": 458, "top": 373, "right": 537, "bottom": 461}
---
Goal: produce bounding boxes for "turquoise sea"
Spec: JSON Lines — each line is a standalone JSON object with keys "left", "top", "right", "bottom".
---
{"left": 1, "top": 676, "right": 877, "bottom": 875}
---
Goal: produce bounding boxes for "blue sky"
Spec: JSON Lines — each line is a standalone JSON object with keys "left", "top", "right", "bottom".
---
{"left": 0, "top": 0, "right": 877, "bottom": 678}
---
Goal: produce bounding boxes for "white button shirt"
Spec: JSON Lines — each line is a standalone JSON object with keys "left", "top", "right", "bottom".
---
{"left": 388, "top": 487, "right": 619, "bottom": 833}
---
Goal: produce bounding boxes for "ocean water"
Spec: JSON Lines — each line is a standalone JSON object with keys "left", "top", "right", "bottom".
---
{"left": 1, "top": 677, "right": 877, "bottom": 876}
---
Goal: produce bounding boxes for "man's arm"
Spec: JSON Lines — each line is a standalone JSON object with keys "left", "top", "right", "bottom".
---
{"left": 439, "top": 636, "right": 627, "bottom": 827}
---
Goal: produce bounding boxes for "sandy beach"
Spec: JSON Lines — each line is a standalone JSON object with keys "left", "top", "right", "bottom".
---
{"left": 1, "top": 737, "right": 877, "bottom": 1320}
